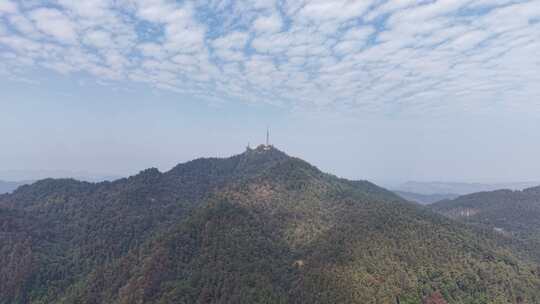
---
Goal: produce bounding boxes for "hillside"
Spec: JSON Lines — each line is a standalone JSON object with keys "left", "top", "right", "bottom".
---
{"left": 431, "top": 186, "right": 540, "bottom": 260}
{"left": 0, "top": 180, "right": 29, "bottom": 194}
{"left": 393, "top": 191, "right": 458, "bottom": 205}
{"left": 1, "top": 146, "right": 540, "bottom": 304}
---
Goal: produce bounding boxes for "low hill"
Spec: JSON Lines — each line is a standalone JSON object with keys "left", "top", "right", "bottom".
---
{"left": 431, "top": 186, "right": 540, "bottom": 259}
{"left": 393, "top": 191, "right": 458, "bottom": 205}
{"left": 1, "top": 146, "right": 540, "bottom": 303}
{"left": 394, "top": 181, "right": 539, "bottom": 196}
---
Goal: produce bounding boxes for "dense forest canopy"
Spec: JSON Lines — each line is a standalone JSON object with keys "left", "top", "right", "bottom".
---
{"left": 1, "top": 146, "right": 540, "bottom": 304}
{"left": 431, "top": 186, "right": 540, "bottom": 262}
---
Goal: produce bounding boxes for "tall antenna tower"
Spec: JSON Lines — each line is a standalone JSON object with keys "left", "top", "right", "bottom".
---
{"left": 266, "top": 127, "right": 270, "bottom": 146}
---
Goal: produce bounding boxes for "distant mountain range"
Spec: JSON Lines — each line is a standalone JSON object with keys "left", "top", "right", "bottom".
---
{"left": 431, "top": 186, "right": 540, "bottom": 262}
{"left": 393, "top": 181, "right": 540, "bottom": 196}
{"left": 1, "top": 146, "right": 540, "bottom": 303}
{"left": 0, "top": 169, "right": 121, "bottom": 183}
{"left": 0, "top": 172, "right": 121, "bottom": 194}
{"left": 390, "top": 181, "right": 540, "bottom": 205}
{"left": 393, "top": 191, "right": 458, "bottom": 205}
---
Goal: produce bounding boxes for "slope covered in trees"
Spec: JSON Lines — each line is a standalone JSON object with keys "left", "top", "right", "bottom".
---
{"left": 1, "top": 146, "right": 540, "bottom": 304}
{"left": 431, "top": 186, "right": 540, "bottom": 261}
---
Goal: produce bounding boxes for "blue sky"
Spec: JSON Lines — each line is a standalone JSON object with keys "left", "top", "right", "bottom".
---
{"left": 1, "top": 0, "right": 540, "bottom": 183}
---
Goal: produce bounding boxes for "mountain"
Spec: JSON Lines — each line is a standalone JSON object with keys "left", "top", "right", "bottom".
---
{"left": 0, "top": 169, "right": 121, "bottom": 182}
{"left": 394, "top": 191, "right": 458, "bottom": 205}
{"left": 430, "top": 186, "right": 540, "bottom": 260}
{"left": 394, "top": 181, "right": 539, "bottom": 196}
{"left": 0, "top": 171, "right": 120, "bottom": 195}
{"left": 1, "top": 146, "right": 540, "bottom": 304}
{"left": 0, "top": 180, "right": 30, "bottom": 194}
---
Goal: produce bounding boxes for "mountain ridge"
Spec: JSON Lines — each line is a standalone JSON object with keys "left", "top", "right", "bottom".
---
{"left": 1, "top": 147, "right": 540, "bottom": 303}
{"left": 393, "top": 181, "right": 540, "bottom": 196}
{"left": 430, "top": 185, "right": 540, "bottom": 262}
{"left": 393, "top": 191, "right": 458, "bottom": 205}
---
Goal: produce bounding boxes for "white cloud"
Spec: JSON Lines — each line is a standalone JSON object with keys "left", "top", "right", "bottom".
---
{"left": 163, "top": 22, "right": 205, "bottom": 52}
{"left": 0, "top": 0, "right": 539, "bottom": 116}
{"left": 138, "top": 42, "right": 166, "bottom": 58}
{"left": 445, "top": 30, "right": 489, "bottom": 50}
{"left": 387, "top": 0, "right": 471, "bottom": 26}
{"left": 0, "top": 0, "right": 17, "bottom": 15}
{"left": 343, "top": 26, "right": 374, "bottom": 41}
{"left": 8, "top": 15, "right": 37, "bottom": 37}
{"left": 83, "top": 30, "right": 113, "bottom": 49}
{"left": 247, "top": 0, "right": 276, "bottom": 10}
{"left": 136, "top": 1, "right": 197, "bottom": 30}
{"left": 253, "top": 14, "right": 282, "bottom": 33}
{"left": 0, "top": 35, "right": 41, "bottom": 52}
{"left": 299, "top": 0, "right": 373, "bottom": 22}
{"left": 251, "top": 32, "right": 293, "bottom": 54}
{"left": 29, "top": 8, "right": 78, "bottom": 44}
{"left": 136, "top": 1, "right": 206, "bottom": 54}
{"left": 211, "top": 31, "right": 248, "bottom": 62}
{"left": 212, "top": 31, "right": 249, "bottom": 49}
{"left": 334, "top": 26, "right": 374, "bottom": 54}
{"left": 136, "top": 0, "right": 179, "bottom": 23}
{"left": 57, "top": 0, "right": 112, "bottom": 18}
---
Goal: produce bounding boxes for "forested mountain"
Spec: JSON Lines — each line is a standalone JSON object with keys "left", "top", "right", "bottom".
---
{"left": 0, "top": 180, "right": 29, "bottom": 194}
{"left": 393, "top": 191, "right": 458, "bottom": 205}
{"left": 2, "top": 146, "right": 540, "bottom": 304}
{"left": 394, "top": 181, "right": 539, "bottom": 196}
{"left": 431, "top": 186, "right": 540, "bottom": 261}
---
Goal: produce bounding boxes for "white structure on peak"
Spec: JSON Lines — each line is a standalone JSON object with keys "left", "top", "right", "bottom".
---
{"left": 248, "top": 129, "right": 273, "bottom": 152}
{"left": 264, "top": 127, "right": 272, "bottom": 150}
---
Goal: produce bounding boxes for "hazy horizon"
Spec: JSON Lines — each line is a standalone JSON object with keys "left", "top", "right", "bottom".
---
{"left": 2, "top": 97, "right": 540, "bottom": 183}
{"left": 2, "top": 0, "right": 540, "bottom": 184}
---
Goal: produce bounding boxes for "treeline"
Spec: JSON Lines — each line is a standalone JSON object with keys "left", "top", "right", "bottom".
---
{"left": 1, "top": 147, "right": 539, "bottom": 303}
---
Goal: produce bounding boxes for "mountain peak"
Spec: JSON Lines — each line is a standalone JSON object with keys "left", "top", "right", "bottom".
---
{"left": 3, "top": 149, "right": 540, "bottom": 303}
{"left": 161, "top": 145, "right": 293, "bottom": 201}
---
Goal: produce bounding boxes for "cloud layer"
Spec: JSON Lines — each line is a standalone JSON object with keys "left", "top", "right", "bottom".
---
{"left": 1, "top": 0, "right": 539, "bottom": 114}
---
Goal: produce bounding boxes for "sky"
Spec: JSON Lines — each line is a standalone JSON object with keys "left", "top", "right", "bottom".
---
{"left": 1, "top": 0, "right": 540, "bottom": 184}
